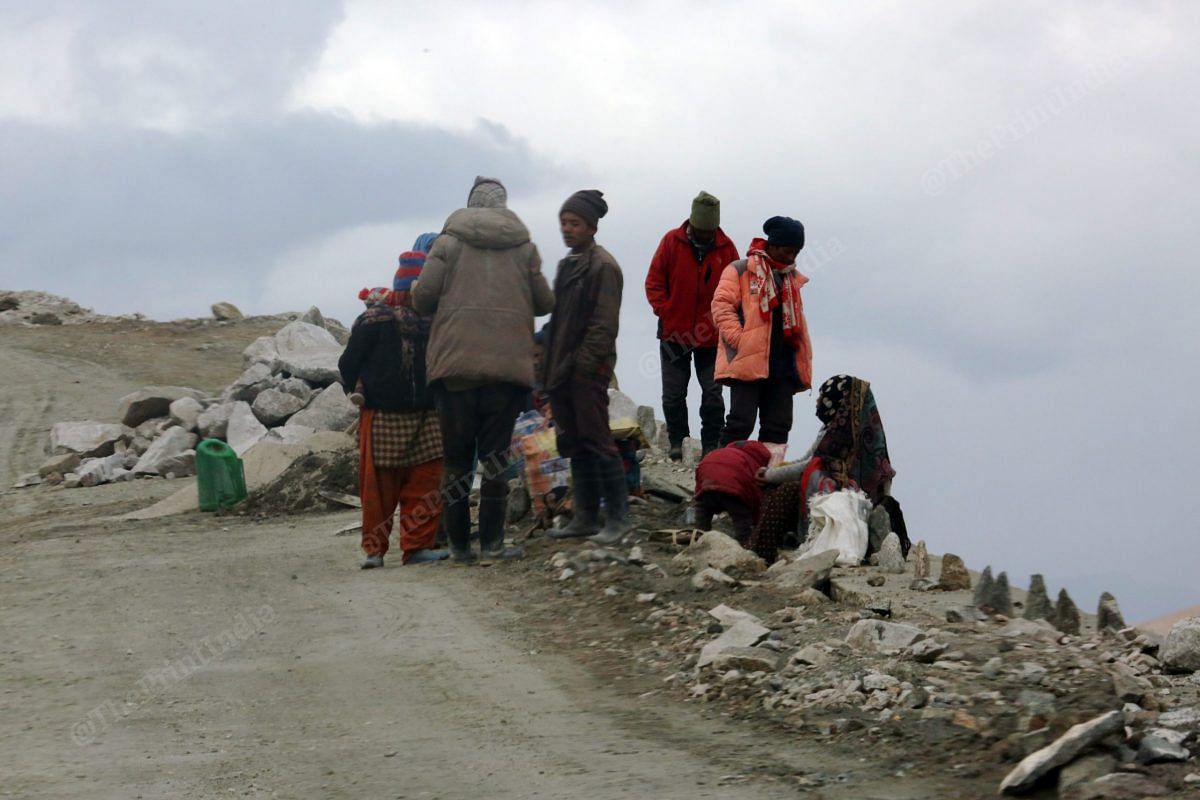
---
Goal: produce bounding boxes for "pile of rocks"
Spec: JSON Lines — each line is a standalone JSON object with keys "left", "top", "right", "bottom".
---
{"left": 13, "top": 313, "right": 356, "bottom": 490}
{"left": 0, "top": 290, "right": 135, "bottom": 327}
{"left": 541, "top": 526, "right": 1200, "bottom": 796}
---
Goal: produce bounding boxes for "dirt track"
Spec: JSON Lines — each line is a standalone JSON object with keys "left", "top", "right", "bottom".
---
{"left": 1, "top": 322, "right": 962, "bottom": 799}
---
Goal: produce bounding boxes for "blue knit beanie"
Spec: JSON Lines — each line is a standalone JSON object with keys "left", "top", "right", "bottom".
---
{"left": 412, "top": 232, "right": 439, "bottom": 254}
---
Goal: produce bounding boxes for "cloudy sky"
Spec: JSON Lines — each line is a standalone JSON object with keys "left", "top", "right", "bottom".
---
{"left": 3, "top": 1, "right": 1197, "bottom": 620}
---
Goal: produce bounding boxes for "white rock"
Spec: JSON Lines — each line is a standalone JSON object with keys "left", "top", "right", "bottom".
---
{"left": 168, "top": 397, "right": 204, "bottom": 432}
{"left": 225, "top": 363, "right": 276, "bottom": 403}
{"left": 766, "top": 549, "right": 839, "bottom": 590}
{"left": 845, "top": 620, "right": 927, "bottom": 652}
{"left": 77, "top": 456, "right": 119, "bottom": 487}
{"left": 998, "top": 711, "right": 1123, "bottom": 794}
{"left": 197, "top": 401, "right": 236, "bottom": 440}
{"left": 226, "top": 401, "right": 269, "bottom": 456}
{"left": 49, "top": 421, "right": 130, "bottom": 458}
{"left": 12, "top": 473, "right": 41, "bottom": 488}
{"left": 1157, "top": 706, "right": 1200, "bottom": 730}
{"left": 877, "top": 532, "right": 907, "bottom": 574}
{"left": 251, "top": 388, "right": 309, "bottom": 426}
{"left": 276, "top": 377, "right": 313, "bottom": 403}
{"left": 1161, "top": 616, "right": 1200, "bottom": 674}
{"left": 274, "top": 321, "right": 342, "bottom": 385}
{"left": 673, "top": 530, "right": 766, "bottom": 578}
{"left": 262, "top": 425, "right": 318, "bottom": 446}
{"left": 863, "top": 672, "right": 900, "bottom": 691}
{"left": 277, "top": 350, "right": 342, "bottom": 386}
{"left": 698, "top": 619, "right": 771, "bottom": 668}
{"left": 118, "top": 386, "right": 206, "bottom": 427}
{"left": 692, "top": 567, "right": 737, "bottom": 589}
{"left": 997, "top": 618, "right": 1061, "bottom": 644}
{"left": 285, "top": 384, "right": 357, "bottom": 433}
{"left": 788, "top": 644, "right": 831, "bottom": 668}
{"left": 133, "top": 427, "right": 198, "bottom": 475}
{"left": 708, "top": 604, "right": 763, "bottom": 627}
{"left": 242, "top": 336, "right": 279, "bottom": 371}
{"left": 682, "top": 437, "right": 703, "bottom": 467}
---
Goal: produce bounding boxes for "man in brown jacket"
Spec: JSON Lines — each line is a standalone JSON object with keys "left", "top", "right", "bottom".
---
{"left": 542, "top": 189, "right": 630, "bottom": 546}
{"left": 412, "top": 176, "right": 554, "bottom": 563}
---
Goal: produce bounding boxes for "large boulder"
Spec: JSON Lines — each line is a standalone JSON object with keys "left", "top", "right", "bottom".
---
{"left": 118, "top": 386, "right": 206, "bottom": 428}
{"left": 276, "top": 377, "right": 313, "bottom": 403}
{"left": 227, "top": 401, "right": 268, "bottom": 456}
{"left": 300, "top": 306, "right": 326, "bottom": 328}
{"left": 1160, "top": 617, "right": 1200, "bottom": 673}
{"left": 49, "top": 421, "right": 131, "bottom": 458}
{"left": 285, "top": 385, "right": 356, "bottom": 433}
{"left": 845, "top": 619, "right": 927, "bottom": 652}
{"left": 252, "top": 388, "right": 309, "bottom": 426}
{"left": 133, "top": 427, "right": 198, "bottom": 475}
{"left": 211, "top": 302, "right": 243, "bottom": 321}
{"left": 277, "top": 351, "right": 342, "bottom": 386}
{"left": 168, "top": 397, "right": 205, "bottom": 432}
{"left": 672, "top": 530, "right": 766, "bottom": 578}
{"left": 998, "top": 711, "right": 1123, "bottom": 794}
{"left": 197, "top": 401, "right": 235, "bottom": 440}
{"left": 766, "top": 549, "right": 838, "bottom": 591}
{"left": 225, "top": 363, "right": 276, "bottom": 403}
{"left": 274, "top": 321, "right": 340, "bottom": 352}
{"left": 242, "top": 336, "right": 280, "bottom": 371}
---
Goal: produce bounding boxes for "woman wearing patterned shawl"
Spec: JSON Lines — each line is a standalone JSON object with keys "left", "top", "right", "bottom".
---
{"left": 750, "top": 375, "right": 904, "bottom": 563}
{"left": 338, "top": 249, "right": 449, "bottom": 569}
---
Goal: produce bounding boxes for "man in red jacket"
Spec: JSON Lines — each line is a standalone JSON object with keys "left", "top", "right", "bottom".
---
{"left": 644, "top": 191, "right": 740, "bottom": 459}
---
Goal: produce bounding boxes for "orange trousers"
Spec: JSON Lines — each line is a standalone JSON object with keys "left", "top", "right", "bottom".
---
{"left": 359, "top": 411, "right": 444, "bottom": 563}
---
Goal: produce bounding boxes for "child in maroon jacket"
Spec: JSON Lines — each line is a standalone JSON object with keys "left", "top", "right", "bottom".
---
{"left": 692, "top": 440, "right": 773, "bottom": 552}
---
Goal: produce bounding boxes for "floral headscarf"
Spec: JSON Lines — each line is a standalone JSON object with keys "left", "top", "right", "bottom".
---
{"left": 814, "top": 374, "right": 895, "bottom": 503}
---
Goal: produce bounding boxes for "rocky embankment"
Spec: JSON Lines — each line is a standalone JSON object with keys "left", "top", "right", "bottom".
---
{"left": 11, "top": 303, "right": 354, "bottom": 492}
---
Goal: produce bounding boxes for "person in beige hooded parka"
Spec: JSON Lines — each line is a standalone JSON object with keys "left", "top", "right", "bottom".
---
{"left": 412, "top": 176, "right": 554, "bottom": 564}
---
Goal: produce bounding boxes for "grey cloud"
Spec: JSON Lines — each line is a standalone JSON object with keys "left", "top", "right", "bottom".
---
{"left": 10, "top": 1, "right": 344, "bottom": 120}
{"left": 0, "top": 114, "right": 563, "bottom": 312}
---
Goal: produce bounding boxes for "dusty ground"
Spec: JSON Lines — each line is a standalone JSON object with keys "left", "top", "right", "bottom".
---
{"left": 0, "top": 320, "right": 983, "bottom": 799}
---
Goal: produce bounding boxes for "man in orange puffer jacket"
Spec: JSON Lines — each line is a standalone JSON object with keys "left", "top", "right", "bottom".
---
{"left": 712, "top": 216, "right": 812, "bottom": 446}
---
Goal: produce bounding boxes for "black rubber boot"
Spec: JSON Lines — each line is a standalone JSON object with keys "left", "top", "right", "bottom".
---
{"left": 547, "top": 457, "right": 601, "bottom": 539}
{"left": 478, "top": 491, "right": 523, "bottom": 563}
{"left": 588, "top": 454, "right": 633, "bottom": 546}
{"left": 443, "top": 487, "right": 476, "bottom": 564}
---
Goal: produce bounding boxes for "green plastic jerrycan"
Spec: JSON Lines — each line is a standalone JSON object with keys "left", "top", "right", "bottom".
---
{"left": 196, "top": 438, "right": 248, "bottom": 511}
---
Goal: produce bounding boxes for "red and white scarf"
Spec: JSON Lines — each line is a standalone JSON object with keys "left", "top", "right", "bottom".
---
{"left": 747, "top": 246, "right": 804, "bottom": 348}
